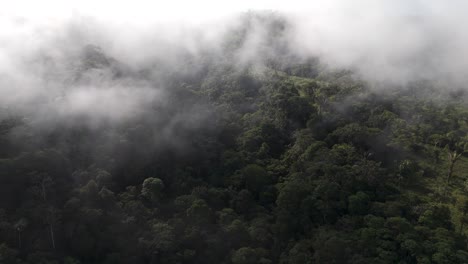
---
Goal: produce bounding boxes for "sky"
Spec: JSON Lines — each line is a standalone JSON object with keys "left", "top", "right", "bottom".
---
{"left": 0, "top": 0, "right": 433, "bottom": 23}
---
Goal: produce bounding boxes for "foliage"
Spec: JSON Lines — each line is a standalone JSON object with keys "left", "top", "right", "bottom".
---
{"left": 1, "top": 18, "right": 468, "bottom": 263}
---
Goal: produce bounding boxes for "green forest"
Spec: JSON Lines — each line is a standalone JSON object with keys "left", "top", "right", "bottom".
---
{"left": 1, "top": 13, "right": 468, "bottom": 264}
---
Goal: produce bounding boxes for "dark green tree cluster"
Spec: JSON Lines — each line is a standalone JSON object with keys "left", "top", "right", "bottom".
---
{"left": 1, "top": 13, "right": 468, "bottom": 264}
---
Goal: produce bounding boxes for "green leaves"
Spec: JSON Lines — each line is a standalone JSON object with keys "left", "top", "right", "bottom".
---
{"left": 141, "top": 177, "right": 165, "bottom": 203}
{"left": 348, "top": 192, "right": 370, "bottom": 215}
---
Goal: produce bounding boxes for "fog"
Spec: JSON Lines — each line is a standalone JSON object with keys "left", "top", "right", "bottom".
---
{"left": 1, "top": 0, "right": 467, "bottom": 124}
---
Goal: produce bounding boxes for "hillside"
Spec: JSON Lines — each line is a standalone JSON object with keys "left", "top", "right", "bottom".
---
{"left": 1, "top": 9, "right": 468, "bottom": 264}
{"left": 0, "top": 43, "right": 468, "bottom": 263}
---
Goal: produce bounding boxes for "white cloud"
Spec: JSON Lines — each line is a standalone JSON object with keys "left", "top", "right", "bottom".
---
{"left": 1, "top": 0, "right": 467, "bottom": 125}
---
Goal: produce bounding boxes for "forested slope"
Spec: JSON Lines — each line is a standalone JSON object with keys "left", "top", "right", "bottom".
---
{"left": 1, "top": 13, "right": 468, "bottom": 264}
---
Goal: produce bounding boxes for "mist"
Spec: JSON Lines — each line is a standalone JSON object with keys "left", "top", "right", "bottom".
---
{"left": 1, "top": 0, "right": 468, "bottom": 124}
{"left": 3, "top": 2, "right": 468, "bottom": 263}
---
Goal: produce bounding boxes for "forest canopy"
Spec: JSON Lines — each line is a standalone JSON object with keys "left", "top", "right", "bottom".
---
{"left": 1, "top": 8, "right": 468, "bottom": 264}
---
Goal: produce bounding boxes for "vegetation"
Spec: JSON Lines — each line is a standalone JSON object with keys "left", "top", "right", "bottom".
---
{"left": 1, "top": 14, "right": 468, "bottom": 264}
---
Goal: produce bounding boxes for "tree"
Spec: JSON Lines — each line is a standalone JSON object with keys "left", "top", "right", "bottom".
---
{"left": 443, "top": 132, "right": 467, "bottom": 192}
{"left": 186, "top": 199, "right": 213, "bottom": 224}
{"left": 456, "top": 195, "right": 468, "bottom": 234}
{"left": 0, "top": 243, "right": 20, "bottom": 264}
{"left": 280, "top": 239, "right": 314, "bottom": 264}
{"left": 13, "top": 218, "right": 28, "bottom": 250}
{"left": 141, "top": 177, "right": 165, "bottom": 203}
{"left": 243, "top": 164, "right": 270, "bottom": 194}
{"left": 32, "top": 173, "right": 59, "bottom": 250}
{"left": 231, "top": 247, "right": 270, "bottom": 264}
{"left": 348, "top": 191, "right": 370, "bottom": 215}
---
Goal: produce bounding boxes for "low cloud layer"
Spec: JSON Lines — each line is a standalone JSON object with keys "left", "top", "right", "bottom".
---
{"left": 1, "top": 1, "right": 467, "bottom": 124}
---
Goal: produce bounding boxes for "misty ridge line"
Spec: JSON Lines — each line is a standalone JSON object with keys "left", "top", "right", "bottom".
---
{"left": 0, "top": 9, "right": 467, "bottom": 125}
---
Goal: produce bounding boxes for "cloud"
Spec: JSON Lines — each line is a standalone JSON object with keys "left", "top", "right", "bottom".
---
{"left": 1, "top": 0, "right": 467, "bottom": 127}
{"left": 286, "top": 1, "right": 468, "bottom": 86}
